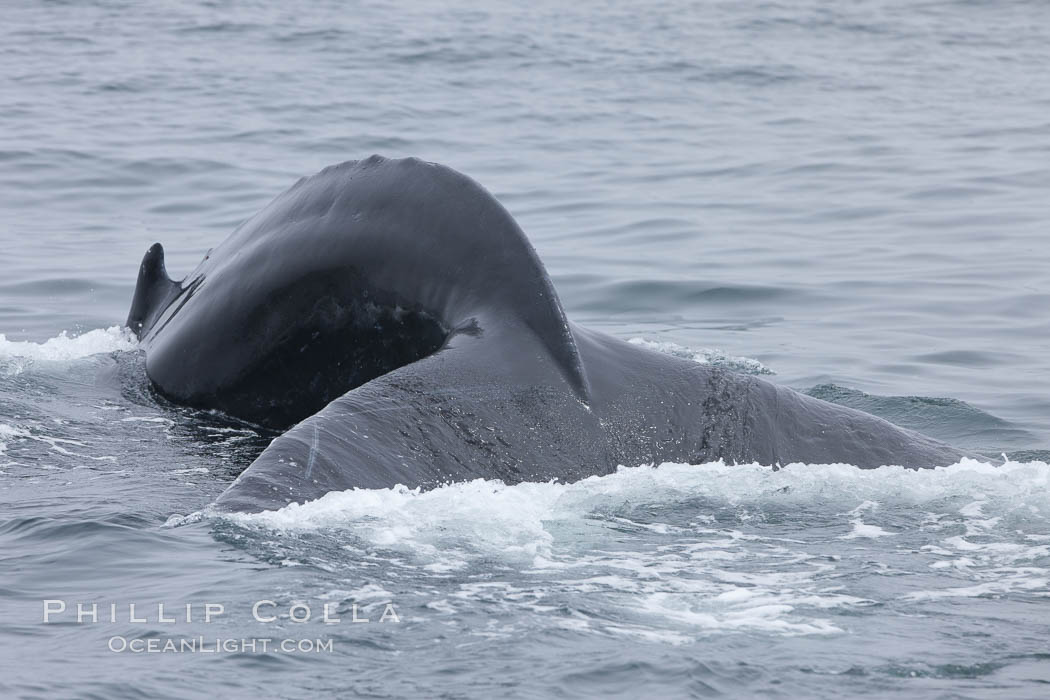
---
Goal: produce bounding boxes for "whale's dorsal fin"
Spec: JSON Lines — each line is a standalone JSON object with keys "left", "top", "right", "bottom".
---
{"left": 126, "top": 243, "right": 181, "bottom": 338}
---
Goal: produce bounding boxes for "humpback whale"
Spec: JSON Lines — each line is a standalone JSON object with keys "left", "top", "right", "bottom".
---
{"left": 127, "top": 156, "right": 972, "bottom": 513}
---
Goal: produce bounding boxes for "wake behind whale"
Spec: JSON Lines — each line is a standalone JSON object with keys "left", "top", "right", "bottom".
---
{"left": 127, "top": 156, "right": 975, "bottom": 513}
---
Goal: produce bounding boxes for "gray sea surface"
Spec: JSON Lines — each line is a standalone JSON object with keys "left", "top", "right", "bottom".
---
{"left": 2, "top": 1, "right": 1049, "bottom": 698}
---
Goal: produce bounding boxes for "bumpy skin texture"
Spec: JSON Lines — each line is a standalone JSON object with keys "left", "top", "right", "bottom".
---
{"left": 127, "top": 156, "right": 973, "bottom": 513}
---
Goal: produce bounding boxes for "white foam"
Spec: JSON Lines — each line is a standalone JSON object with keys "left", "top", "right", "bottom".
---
{"left": 0, "top": 424, "right": 29, "bottom": 455}
{"left": 224, "top": 459, "right": 1050, "bottom": 639}
{"left": 230, "top": 459, "right": 1049, "bottom": 543}
{"left": 231, "top": 477, "right": 563, "bottom": 564}
{"left": 841, "top": 500, "right": 896, "bottom": 539}
{"left": 904, "top": 575, "right": 1049, "bottom": 601}
{"left": 0, "top": 420, "right": 125, "bottom": 467}
{"left": 0, "top": 326, "right": 137, "bottom": 374}
{"left": 841, "top": 520, "right": 895, "bottom": 539}
{"left": 628, "top": 337, "right": 773, "bottom": 374}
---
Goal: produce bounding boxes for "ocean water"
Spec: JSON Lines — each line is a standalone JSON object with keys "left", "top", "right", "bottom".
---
{"left": 2, "top": 0, "right": 1050, "bottom": 697}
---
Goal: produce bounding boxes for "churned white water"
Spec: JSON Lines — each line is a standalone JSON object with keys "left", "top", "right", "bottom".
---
{"left": 0, "top": 326, "right": 137, "bottom": 375}
{"left": 230, "top": 459, "right": 1050, "bottom": 636}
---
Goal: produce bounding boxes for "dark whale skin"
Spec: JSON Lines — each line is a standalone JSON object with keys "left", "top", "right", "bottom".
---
{"left": 127, "top": 156, "right": 973, "bottom": 513}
